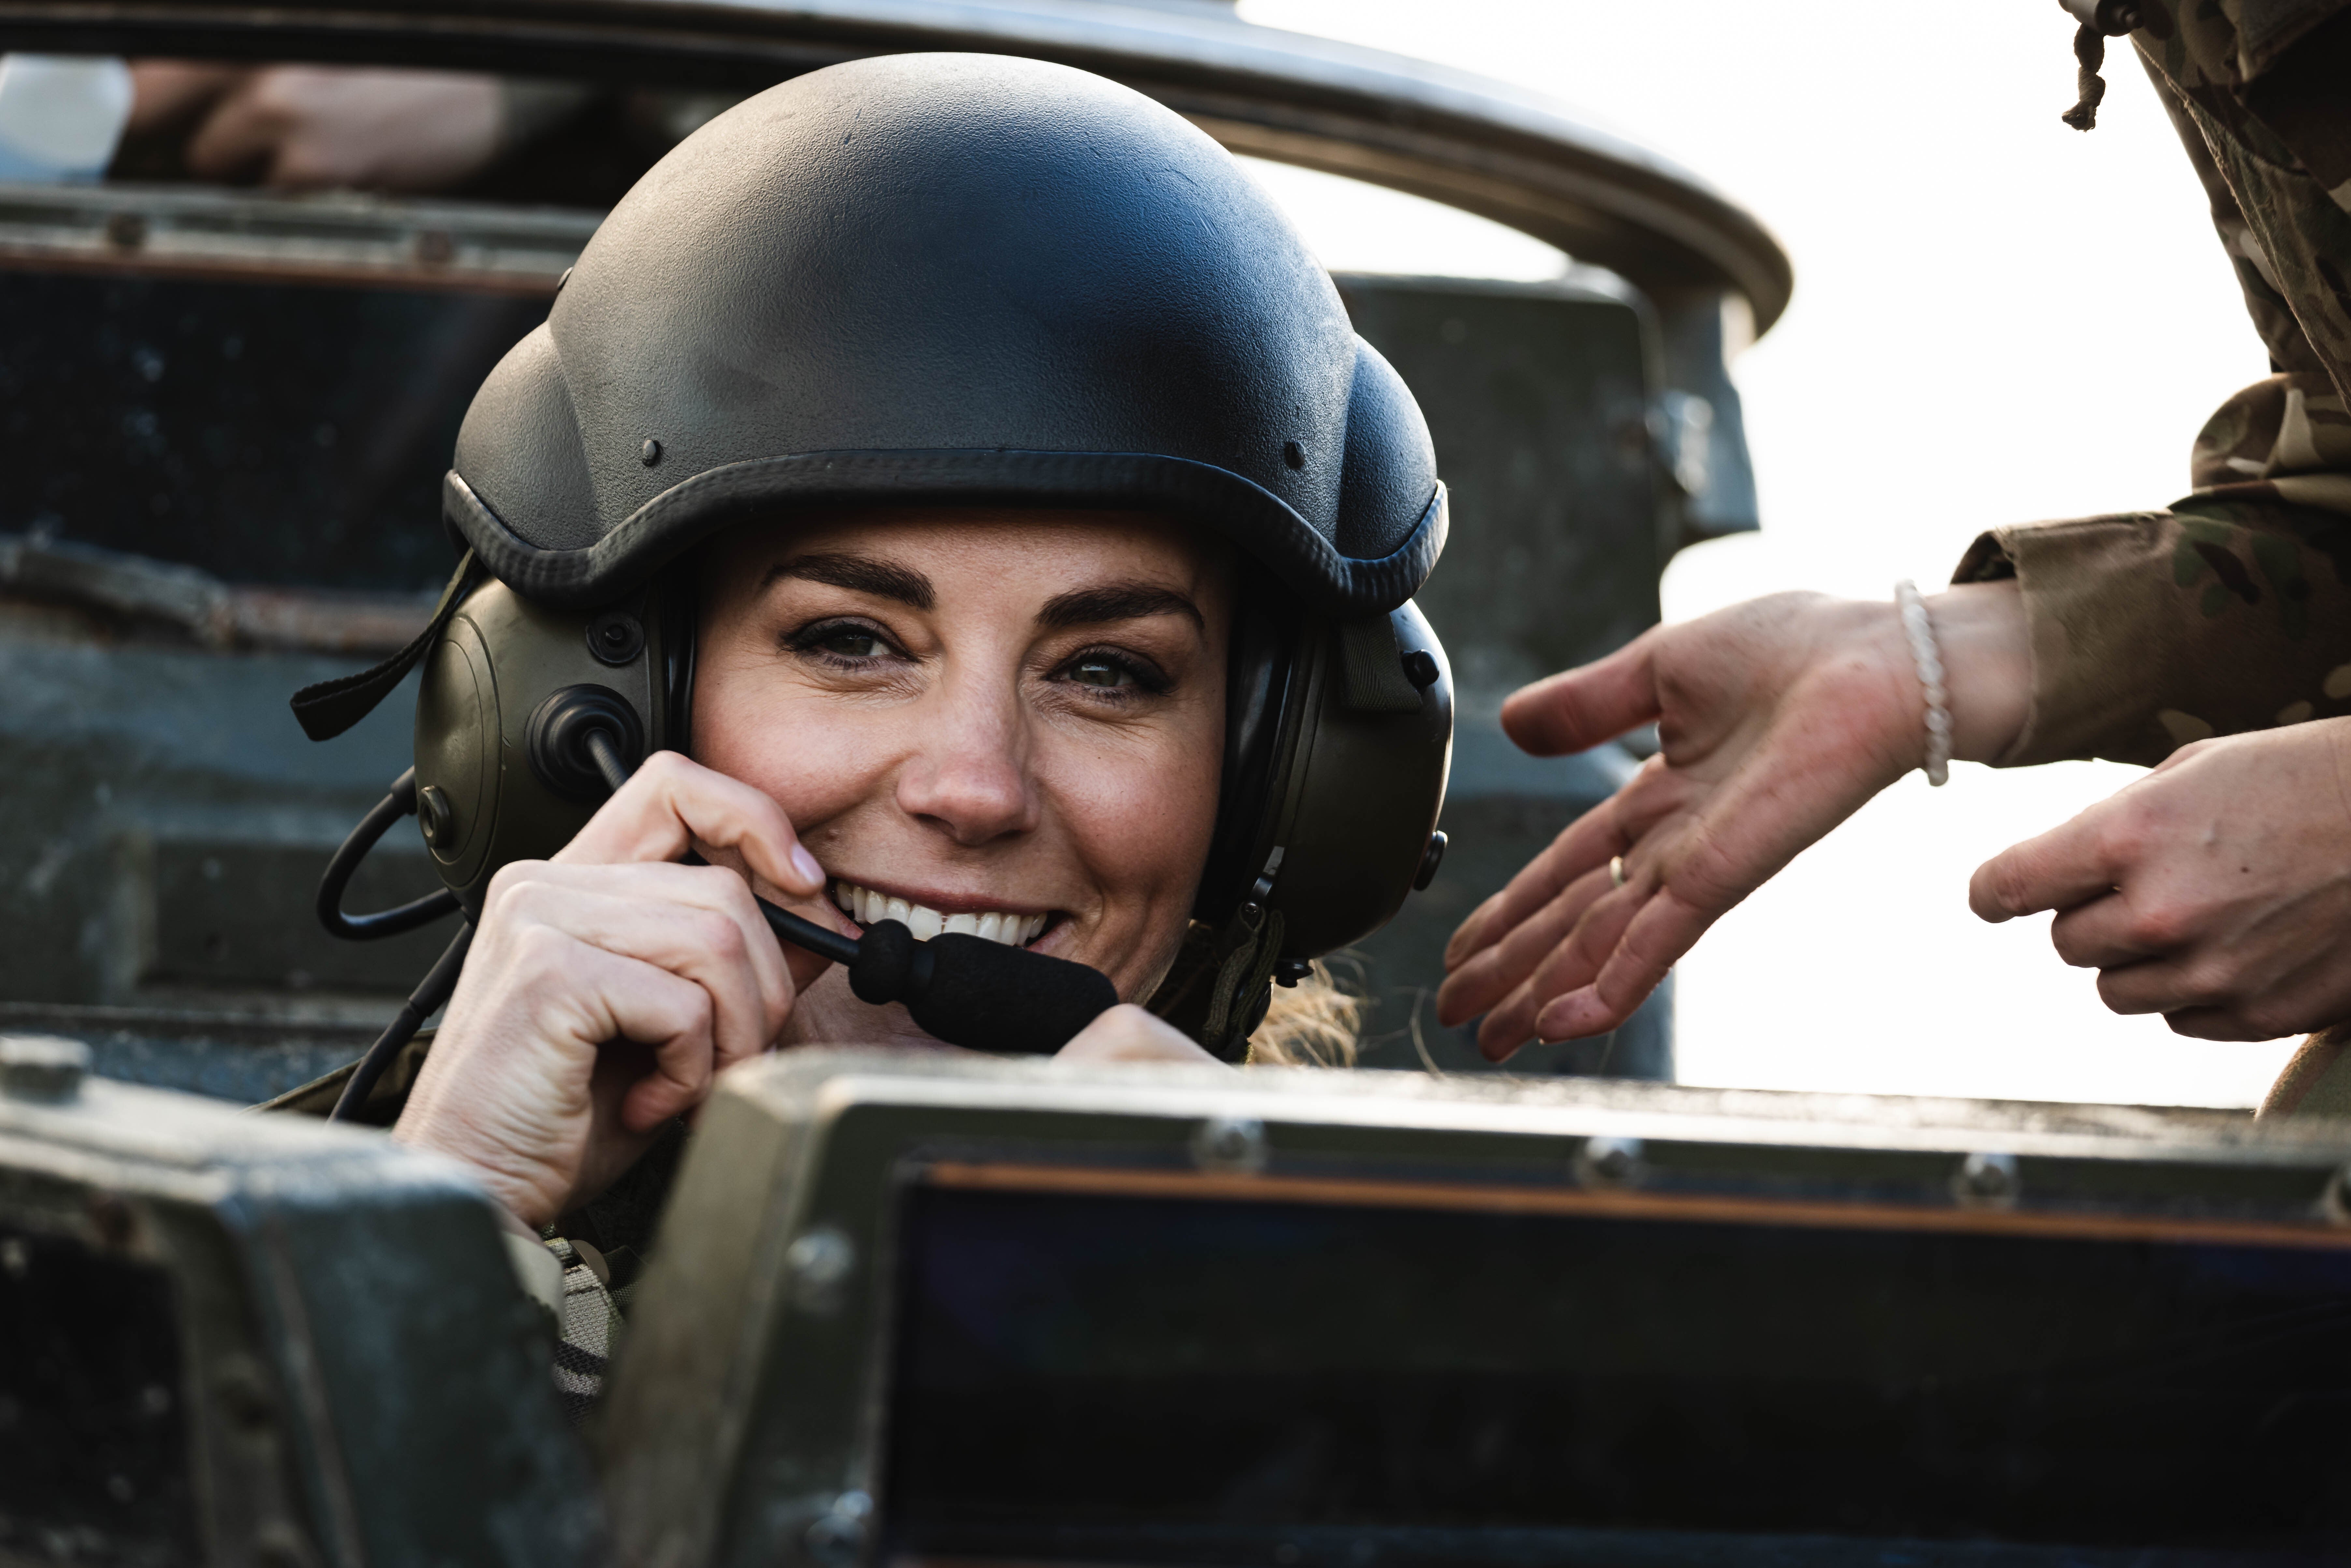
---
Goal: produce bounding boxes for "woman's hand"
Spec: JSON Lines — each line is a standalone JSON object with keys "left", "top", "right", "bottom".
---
{"left": 1056, "top": 1004, "right": 1226, "bottom": 1064}
{"left": 392, "top": 753, "right": 831, "bottom": 1230}
{"left": 1437, "top": 584, "right": 2030, "bottom": 1060}
{"left": 1971, "top": 719, "right": 2351, "bottom": 1040}
{"left": 129, "top": 62, "right": 504, "bottom": 191}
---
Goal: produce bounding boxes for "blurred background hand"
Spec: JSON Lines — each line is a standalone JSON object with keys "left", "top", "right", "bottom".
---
{"left": 128, "top": 61, "right": 502, "bottom": 190}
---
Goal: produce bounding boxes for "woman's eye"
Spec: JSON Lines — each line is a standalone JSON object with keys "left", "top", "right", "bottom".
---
{"left": 808, "top": 627, "right": 892, "bottom": 660}
{"left": 1057, "top": 650, "right": 1168, "bottom": 695}
{"left": 1066, "top": 656, "right": 1138, "bottom": 690}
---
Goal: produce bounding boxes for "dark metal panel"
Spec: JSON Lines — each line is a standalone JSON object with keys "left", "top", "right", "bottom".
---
{"left": 603, "top": 1051, "right": 2351, "bottom": 1568}
{"left": 1333, "top": 275, "right": 1671, "bottom": 1079}
{"left": 0, "top": 1055, "right": 600, "bottom": 1564}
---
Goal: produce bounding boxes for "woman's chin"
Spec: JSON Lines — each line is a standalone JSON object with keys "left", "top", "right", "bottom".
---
{"left": 776, "top": 970, "right": 956, "bottom": 1052}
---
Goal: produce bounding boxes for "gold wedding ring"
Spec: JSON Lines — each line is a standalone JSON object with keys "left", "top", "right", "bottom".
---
{"left": 1608, "top": 855, "right": 1627, "bottom": 889}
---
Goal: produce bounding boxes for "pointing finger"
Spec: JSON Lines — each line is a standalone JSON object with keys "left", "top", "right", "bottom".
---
{"left": 1970, "top": 805, "right": 2125, "bottom": 923}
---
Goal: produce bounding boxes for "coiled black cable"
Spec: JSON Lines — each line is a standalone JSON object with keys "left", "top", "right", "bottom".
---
{"left": 317, "top": 767, "right": 461, "bottom": 940}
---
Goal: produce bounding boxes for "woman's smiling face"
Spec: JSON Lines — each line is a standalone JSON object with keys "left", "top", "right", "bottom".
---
{"left": 693, "top": 507, "right": 1233, "bottom": 1047}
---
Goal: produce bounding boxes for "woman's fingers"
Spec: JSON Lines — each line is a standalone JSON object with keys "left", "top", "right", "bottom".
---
{"left": 400, "top": 935, "right": 719, "bottom": 1226}
{"left": 1476, "top": 865, "right": 1657, "bottom": 1056}
{"left": 1439, "top": 862, "right": 1617, "bottom": 1030}
{"left": 1057, "top": 1004, "right": 1224, "bottom": 1065}
{"left": 1498, "top": 634, "right": 1661, "bottom": 757}
{"left": 561, "top": 750, "right": 826, "bottom": 899}
{"left": 1441, "top": 755, "right": 1687, "bottom": 979}
{"left": 483, "top": 864, "right": 793, "bottom": 1065}
{"left": 1531, "top": 888, "right": 1712, "bottom": 1043}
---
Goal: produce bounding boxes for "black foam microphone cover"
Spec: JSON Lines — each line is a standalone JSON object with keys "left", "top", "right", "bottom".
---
{"left": 847, "top": 920, "right": 1118, "bottom": 1054}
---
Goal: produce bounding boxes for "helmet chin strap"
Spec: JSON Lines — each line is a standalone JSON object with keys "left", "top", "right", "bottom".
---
{"left": 1149, "top": 901, "right": 1286, "bottom": 1062}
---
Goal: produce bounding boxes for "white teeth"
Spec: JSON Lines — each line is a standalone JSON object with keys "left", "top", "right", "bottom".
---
{"left": 831, "top": 883, "right": 1050, "bottom": 947}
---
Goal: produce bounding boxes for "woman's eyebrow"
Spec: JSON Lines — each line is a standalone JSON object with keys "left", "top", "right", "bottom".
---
{"left": 1037, "top": 584, "right": 1204, "bottom": 632}
{"left": 763, "top": 552, "right": 935, "bottom": 609}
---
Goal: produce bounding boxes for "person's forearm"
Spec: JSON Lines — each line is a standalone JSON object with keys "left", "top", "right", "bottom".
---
{"left": 1928, "top": 580, "right": 2030, "bottom": 765}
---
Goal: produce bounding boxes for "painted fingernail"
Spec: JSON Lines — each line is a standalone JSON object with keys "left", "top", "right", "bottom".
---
{"left": 791, "top": 845, "right": 824, "bottom": 887}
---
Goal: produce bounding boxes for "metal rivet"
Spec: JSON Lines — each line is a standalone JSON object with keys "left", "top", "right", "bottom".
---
{"left": 1401, "top": 649, "right": 1440, "bottom": 690}
{"left": 785, "top": 1226, "right": 856, "bottom": 1316}
{"left": 414, "top": 229, "right": 455, "bottom": 265}
{"left": 639, "top": 438, "right": 663, "bottom": 466}
{"left": 1954, "top": 1151, "right": 2020, "bottom": 1207}
{"left": 1576, "top": 1135, "right": 1643, "bottom": 1188}
{"left": 1282, "top": 440, "right": 1305, "bottom": 469}
{"left": 416, "top": 785, "right": 453, "bottom": 848}
{"left": 1413, "top": 830, "right": 1448, "bottom": 892}
{"left": 0, "top": 1035, "right": 88, "bottom": 1102}
{"left": 1192, "top": 1117, "right": 1268, "bottom": 1175}
{"left": 104, "top": 211, "right": 147, "bottom": 249}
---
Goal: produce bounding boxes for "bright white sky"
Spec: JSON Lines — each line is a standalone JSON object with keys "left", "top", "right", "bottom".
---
{"left": 1234, "top": 0, "right": 2296, "bottom": 1106}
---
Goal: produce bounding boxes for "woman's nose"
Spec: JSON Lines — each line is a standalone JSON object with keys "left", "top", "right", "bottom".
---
{"left": 894, "top": 685, "right": 1039, "bottom": 846}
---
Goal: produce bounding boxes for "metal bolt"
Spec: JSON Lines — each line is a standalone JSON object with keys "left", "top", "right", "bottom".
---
{"left": 104, "top": 211, "right": 146, "bottom": 249}
{"left": 640, "top": 438, "right": 663, "bottom": 466}
{"left": 413, "top": 228, "right": 456, "bottom": 265}
{"left": 1413, "top": 830, "right": 1448, "bottom": 892}
{"left": 786, "top": 1227, "right": 856, "bottom": 1316}
{"left": 1955, "top": 1151, "right": 2020, "bottom": 1207}
{"left": 0, "top": 1035, "right": 88, "bottom": 1102}
{"left": 1282, "top": 440, "right": 1305, "bottom": 469}
{"left": 416, "top": 785, "right": 453, "bottom": 848}
{"left": 587, "top": 611, "right": 646, "bottom": 666}
{"left": 1192, "top": 1116, "right": 1269, "bottom": 1175}
{"left": 1577, "top": 1135, "right": 1643, "bottom": 1188}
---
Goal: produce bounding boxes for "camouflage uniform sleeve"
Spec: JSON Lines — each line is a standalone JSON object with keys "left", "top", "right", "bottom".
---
{"left": 1947, "top": 0, "right": 2351, "bottom": 768}
{"left": 544, "top": 1234, "right": 637, "bottom": 1428}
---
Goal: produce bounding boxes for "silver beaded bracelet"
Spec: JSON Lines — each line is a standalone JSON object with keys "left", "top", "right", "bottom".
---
{"left": 1894, "top": 579, "right": 1951, "bottom": 787}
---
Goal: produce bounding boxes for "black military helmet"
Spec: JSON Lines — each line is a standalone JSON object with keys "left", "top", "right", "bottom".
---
{"left": 449, "top": 51, "right": 1442, "bottom": 612}
{"left": 299, "top": 53, "right": 1453, "bottom": 1057}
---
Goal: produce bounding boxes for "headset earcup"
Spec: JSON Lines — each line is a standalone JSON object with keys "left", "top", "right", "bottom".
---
{"left": 1262, "top": 601, "right": 1452, "bottom": 960}
{"left": 412, "top": 579, "right": 661, "bottom": 915}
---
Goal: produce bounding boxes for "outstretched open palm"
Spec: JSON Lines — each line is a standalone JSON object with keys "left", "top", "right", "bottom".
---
{"left": 1436, "top": 587, "right": 2023, "bottom": 1059}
